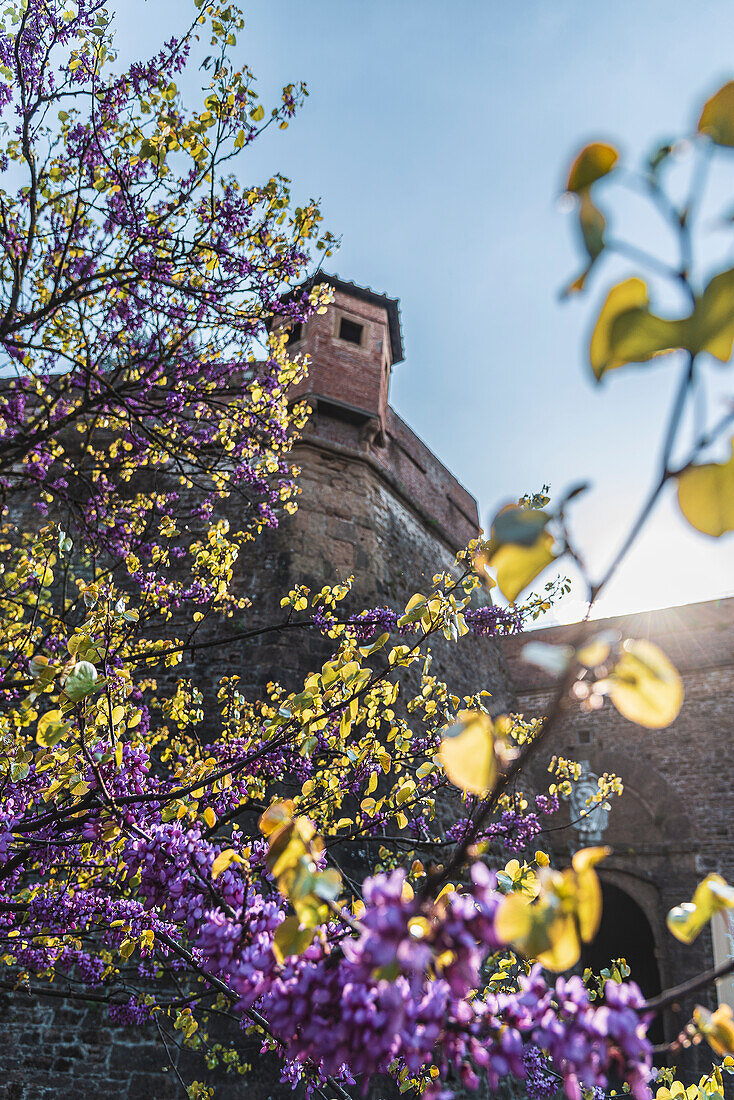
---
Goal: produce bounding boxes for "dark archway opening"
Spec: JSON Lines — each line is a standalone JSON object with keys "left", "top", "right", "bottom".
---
{"left": 581, "top": 881, "right": 664, "bottom": 1048}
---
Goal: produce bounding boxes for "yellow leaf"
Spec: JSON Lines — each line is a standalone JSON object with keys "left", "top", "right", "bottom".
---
{"left": 694, "top": 1004, "right": 734, "bottom": 1057}
{"left": 576, "top": 637, "right": 611, "bottom": 668}
{"left": 211, "top": 848, "right": 240, "bottom": 880}
{"left": 570, "top": 846, "right": 609, "bottom": 943}
{"left": 604, "top": 639, "right": 683, "bottom": 729}
{"left": 590, "top": 278, "right": 679, "bottom": 380}
{"left": 491, "top": 531, "right": 557, "bottom": 603}
{"left": 259, "top": 799, "right": 294, "bottom": 836}
{"left": 36, "top": 709, "right": 66, "bottom": 748}
{"left": 436, "top": 883, "right": 457, "bottom": 902}
{"left": 119, "top": 938, "right": 135, "bottom": 960}
{"left": 566, "top": 142, "right": 619, "bottom": 193}
{"left": 536, "top": 912, "right": 583, "bottom": 972}
{"left": 591, "top": 269, "right": 734, "bottom": 381}
{"left": 438, "top": 710, "right": 496, "bottom": 797}
{"left": 495, "top": 892, "right": 582, "bottom": 971}
{"left": 698, "top": 81, "right": 734, "bottom": 147}
{"left": 667, "top": 874, "right": 734, "bottom": 944}
{"left": 203, "top": 807, "right": 216, "bottom": 828}
{"left": 676, "top": 438, "right": 734, "bottom": 537}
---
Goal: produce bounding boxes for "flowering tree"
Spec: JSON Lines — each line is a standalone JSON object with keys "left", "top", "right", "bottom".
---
{"left": 1, "top": 4, "right": 734, "bottom": 1099}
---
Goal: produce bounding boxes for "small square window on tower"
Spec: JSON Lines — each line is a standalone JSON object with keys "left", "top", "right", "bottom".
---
{"left": 338, "top": 317, "right": 363, "bottom": 346}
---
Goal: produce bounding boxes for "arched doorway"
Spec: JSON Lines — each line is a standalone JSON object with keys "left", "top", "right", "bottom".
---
{"left": 581, "top": 881, "right": 664, "bottom": 1047}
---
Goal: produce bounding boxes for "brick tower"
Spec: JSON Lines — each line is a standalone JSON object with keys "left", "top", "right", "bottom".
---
{"left": 233, "top": 274, "right": 513, "bottom": 706}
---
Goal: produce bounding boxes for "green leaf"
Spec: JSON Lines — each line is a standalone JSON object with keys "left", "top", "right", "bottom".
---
{"left": 439, "top": 710, "right": 496, "bottom": 797}
{"left": 566, "top": 142, "right": 619, "bottom": 193}
{"left": 590, "top": 278, "right": 682, "bottom": 380}
{"left": 685, "top": 268, "right": 734, "bottom": 360}
{"left": 64, "top": 660, "right": 99, "bottom": 702}
{"left": 492, "top": 506, "right": 549, "bottom": 548}
{"left": 676, "top": 438, "right": 734, "bottom": 537}
{"left": 698, "top": 81, "right": 734, "bottom": 147}
{"left": 591, "top": 268, "right": 734, "bottom": 380}
{"left": 602, "top": 639, "right": 683, "bottom": 729}
{"left": 562, "top": 193, "right": 607, "bottom": 296}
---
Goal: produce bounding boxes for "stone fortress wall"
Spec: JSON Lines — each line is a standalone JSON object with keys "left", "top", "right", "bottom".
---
{"left": 0, "top": 278, "right": 513, "bottom": 1099}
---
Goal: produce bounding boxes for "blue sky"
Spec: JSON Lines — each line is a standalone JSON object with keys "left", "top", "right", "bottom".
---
{"left": 121, "top": 0, "right": 734, "bottom": 622}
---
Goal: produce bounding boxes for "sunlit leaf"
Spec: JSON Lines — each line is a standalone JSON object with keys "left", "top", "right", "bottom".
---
{"left": 591, "top": 268, "right": 734, "bottom": 381}
{"left": 211, "top": 848, "right": 241, "bottom": 880}
{"left": 698, "top": 81, "right": 734, "bottom": 147}
{"left": 576, "top": 635, "right": 613, "bottom": 668}
{"left": 312, "top": 867, "right": 342, "bottom": 902}
{"left": 571, "top": 846, "right": 609, "bottom": 943}
{"left": 536, "top": 913, "right": 584, "bottom": 972}
{"left": 491, "top": 531, "right": 557, "bottom": 603}
{"left": 667, "top": 874, "right": 734, "bottom": 944}
{"left": 676, "top": 438, "right": 734, "bottom": 537}
{"left": 439, "top": 710, "right": 496, "bottom": 797}
{"left": 36, "top": 709, "right": 69, "bottom": 748}
{"left": 259, "top": 799, "right": 295, "bottom": 836}
{"left": 398, "top": 592, "right": 427, "bottom": 626}
{"left": 267, "top": 819, "right": 315, "bottom": 880}
{"left": 495, "top": 890, "right": 580, "bottom": 971}
{"left": 64, "top": 660, "right": 99, "bottom": 702}
{"left": 566, "top": 142, "right": 619, "bottom": 193}
{"left": 694, "top": 1004, "right": 734, "bottom": 1057}
{"left": 590, "top": 278, "right": 681, "bottom": 380}
{"left": 495, "top": 847, "right": 608, "bottom": 971}
{"left": 603, "top": 639, "right": 683, "bottom": 729}
{"left": 272, "top": 915, "right": 315, "bottom": 963}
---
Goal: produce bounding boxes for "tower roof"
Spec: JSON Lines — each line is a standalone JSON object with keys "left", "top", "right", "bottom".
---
{"left": 282, "top": 272, "right": 404, "bottom": 364}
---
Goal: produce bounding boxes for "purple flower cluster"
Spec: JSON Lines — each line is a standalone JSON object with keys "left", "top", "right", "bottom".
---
{"left": 464, "top": 605, "right": 525, "bottom": 636}
{"left": 446, "top": 794, "right": 558, "bottom": 853}
{"left": 524, "top": 1044, "right": 560, "bottom": 1100}
{"left": 311, "top": 602, "right": 525, "bottom": 643}
{"left": 109, "top": 997, "right": 153, "bottom": 1027}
